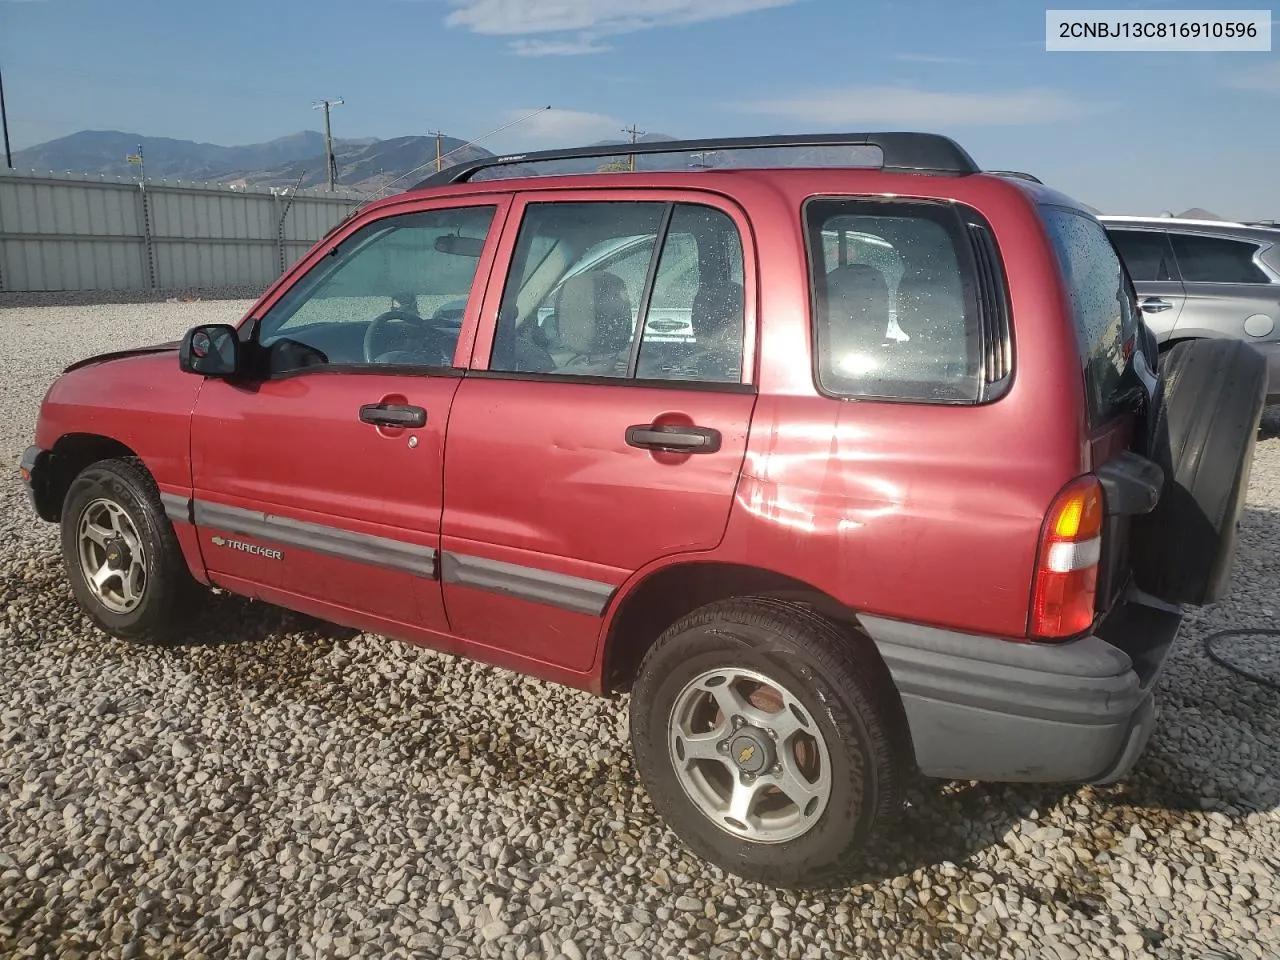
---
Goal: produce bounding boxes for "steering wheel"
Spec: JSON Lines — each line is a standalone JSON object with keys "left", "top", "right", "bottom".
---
{"left": 363, "top": 309, "right": 418, "bottom": 362}
{"left": 363, "top": 309, "right": 454, "bottom": 365}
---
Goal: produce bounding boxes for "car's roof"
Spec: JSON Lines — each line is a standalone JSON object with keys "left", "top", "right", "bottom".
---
{"left": 382, "top": 131, "right": 1097, "bottom": 219}
{"left": 1099, "top": 215, "right": 1280, "bottom": 243}
{"left": 363, "top": 167, "right": 1097, "bottom": 225}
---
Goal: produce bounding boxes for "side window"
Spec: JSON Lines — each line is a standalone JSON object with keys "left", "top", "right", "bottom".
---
{"left": 805, "top": 198, "right": 981, "bottom": 402}
{"left": 1168, "top": 233, "right": 1270, "bottom": 284}
{"left": 637, "top": 206, "right": 744, "bottom": 383}
{"left": 257, "top": 206, "right": 496, "bottom": 373}
{"left": 1108, "top": 229, "right": 1176, "bottom": 282}
{"left": 491, "top": 201, "right": 745, "bottom": 384}
{"left": 1043, "top": 208, "right": 1136, "bottom": 425}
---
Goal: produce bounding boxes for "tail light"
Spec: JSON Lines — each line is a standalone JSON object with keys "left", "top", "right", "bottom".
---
{"left": 1030, "top": 476, "right": 1104, "bottom": 639}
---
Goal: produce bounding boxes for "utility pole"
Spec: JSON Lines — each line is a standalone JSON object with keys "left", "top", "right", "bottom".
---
{"left": 312, "top": 98, "right": 344, "bottom": 190}
{"left": 429, "top": 130, "right": 444, "bottom": 172}
{"left": 0, "top": 61, "right": 13, "bottom": 169}
{"left": 622, "top": 124, "right": 644, "bottom": 172}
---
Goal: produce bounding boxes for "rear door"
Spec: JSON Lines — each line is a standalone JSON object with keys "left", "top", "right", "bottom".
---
{"left": 1106, "top": 227, "right": 1185, "bottom": 339}
{"left": 1166, "top": 230, "right": 1280, "bottom": 341}
{"left": 440, "top": 192, "right": 757, "bottom": 674}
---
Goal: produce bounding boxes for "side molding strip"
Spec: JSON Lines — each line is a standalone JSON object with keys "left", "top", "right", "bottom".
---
{"left": 187, "top": 499, "right": 616, "bottom": 614}
{"left": 440, "top": 551, "right": 615, "bottom": 616}
{"left": 193, "top": 500, "right": 437, "bottom": 578}
{"left": 159, "top": 492, "right": 191, "bottom": 524}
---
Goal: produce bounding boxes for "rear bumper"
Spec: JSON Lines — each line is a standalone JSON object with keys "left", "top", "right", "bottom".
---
{"left": 862, "top": 590, "right": 1182, "bottom": 784}
{"left": 1254, "top": 341, "right": 1280, "bottom": 403}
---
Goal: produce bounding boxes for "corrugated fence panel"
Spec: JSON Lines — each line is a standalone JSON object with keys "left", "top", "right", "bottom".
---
{"left": 0, "top": 171, "right": 362, "bottom": 293}
{"left": 0, "top": 238, "right": 147, "bottom": 291}
{"left": 283, "top": 196, "right": 358, "bottom": 243}
{"left": 153, "top": 238, "right": 278, "bottom": 290}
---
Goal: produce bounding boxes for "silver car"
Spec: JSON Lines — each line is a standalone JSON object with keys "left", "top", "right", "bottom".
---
{"left": 1101, "top": 215, "right": 1280, "bottom": 401}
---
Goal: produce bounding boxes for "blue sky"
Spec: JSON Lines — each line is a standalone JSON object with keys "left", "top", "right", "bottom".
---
{"left": 1, "top": 0, "right": 1278, "bottom": 218}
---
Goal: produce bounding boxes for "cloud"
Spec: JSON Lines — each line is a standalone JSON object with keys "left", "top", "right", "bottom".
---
{"left": 445, "top": 0, "right": 801, "bottom": 36}
{"left": 893, "top": 53, "right": 980, "bottom": 65}
{"left": 1223, "top": 60, "right": 1280, "bottom": 94}
{"left": 739, "top": 85, "right": 1099, "bottom": 126}
{"left": 509, "top": 108, "right": 624, "bottom": 143}
{"left": 510, "top": 35, "right": 613, "bottom": 56}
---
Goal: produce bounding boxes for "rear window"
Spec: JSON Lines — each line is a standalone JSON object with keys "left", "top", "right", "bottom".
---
{"left": 1042, "top": 207, "right": 1137, "bottom": 425}
{"left": 1168, "top": 232, "right": 1270, "bottom": 284}
{"left": 805, "top": 198, "right": 982, "bottom": 402}
{"left": 1262, "top": 241, "right": 1280, "bottom": 277}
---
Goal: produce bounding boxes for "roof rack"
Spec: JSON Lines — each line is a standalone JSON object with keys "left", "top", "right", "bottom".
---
{"left": 987, "top": 170, "right": 1043, "bottom": 184}
{"left": 1099, "top": 214, "right": 1251, "bottom": 228}
{"left": 411, "top": 132, "right": 980, "bottom": 189}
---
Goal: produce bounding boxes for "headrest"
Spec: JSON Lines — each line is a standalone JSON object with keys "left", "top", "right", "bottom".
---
{"left": 556, "top": 272, "right": 634, "bottom": 356}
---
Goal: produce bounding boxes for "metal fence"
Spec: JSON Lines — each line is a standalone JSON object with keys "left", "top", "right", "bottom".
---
{"left": 0, "top": 170, "right": 364, "bottom": 293}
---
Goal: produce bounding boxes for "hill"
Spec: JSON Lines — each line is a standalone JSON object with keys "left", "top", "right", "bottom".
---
{"left": 228, "top": 135, "right": 496, "bottom": 193}
{"left": 10, "top": 130, "right": 492, "bottom": 194}
{"left": 11, "top": 130, "right": 375, "bottom": 181}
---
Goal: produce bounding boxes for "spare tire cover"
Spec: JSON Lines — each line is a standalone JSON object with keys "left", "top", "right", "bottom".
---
{"left": 1131, "top": 338, "right": 1267, "bottom": 606}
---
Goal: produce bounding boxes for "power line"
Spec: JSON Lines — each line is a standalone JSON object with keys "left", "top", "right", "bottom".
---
{"left": 0, "top": 61, "right": 12, "bottom": 169}
{"left": 429, "top": 130, "right": 445, "bottom": 172}
{"left": 312, "top": 98, "right": 344, "bottom": 191}
{"left": 367, "top": 105, "right": 551, "bottom": 202}
{"left": 622, "top": 123, "right": 644, "bottom": 172}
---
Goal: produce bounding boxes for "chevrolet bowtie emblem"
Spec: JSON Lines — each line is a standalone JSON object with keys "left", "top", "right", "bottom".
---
{"left": 737, "top": 744, "right": 756, "bottom": 766}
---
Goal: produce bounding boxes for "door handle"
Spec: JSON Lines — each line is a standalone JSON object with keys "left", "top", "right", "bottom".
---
{"left": 1140, "top": 298, "right": 1173, "bottom": 313}
{"left": 625, "top": 423, "right": 721, "bottom": 454}
{"left": 359, "top": 403, "right": 426, "bottom": 428}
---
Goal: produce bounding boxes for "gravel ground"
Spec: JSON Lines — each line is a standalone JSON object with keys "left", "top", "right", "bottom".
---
{"left": 1, "top": 300, "right": 1278, "bottom": 960}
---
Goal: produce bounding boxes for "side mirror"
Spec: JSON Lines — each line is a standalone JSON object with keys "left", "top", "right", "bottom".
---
{"left": 179, "top": 324, "right": 240, "bottom": 377}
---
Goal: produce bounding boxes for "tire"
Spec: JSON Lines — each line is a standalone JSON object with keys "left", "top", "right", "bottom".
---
{"left": 60, "top": 457, "right": 197, "bottom": 643}
{"left": 1131, "top": 338, "right": 1267, "bottom": 605}
{"left": 629, "top": 597, "right": 908, "bottom": 889}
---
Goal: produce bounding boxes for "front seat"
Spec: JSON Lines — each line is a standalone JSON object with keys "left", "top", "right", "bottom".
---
{"left": 551, "top": 272, "right": 635, "bottom": 376}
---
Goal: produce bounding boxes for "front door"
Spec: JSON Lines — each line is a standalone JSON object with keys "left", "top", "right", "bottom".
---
{"left": 441, "top": 193, "right": 758, "bottom": 676}
{"left": 190, "top": 197, "right": 508, "bottom": 638}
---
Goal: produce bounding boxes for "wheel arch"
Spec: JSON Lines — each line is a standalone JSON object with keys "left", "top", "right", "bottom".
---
{"left": 600, "top": 559, "right": 892, "bottom": 697}
{"left": 37, "top": 433, "right": 142, "bottom": 521}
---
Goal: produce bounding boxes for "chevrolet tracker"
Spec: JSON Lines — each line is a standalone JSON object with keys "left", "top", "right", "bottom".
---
{"left": 20, "top": 133, "right": 1267, "bottom": 887}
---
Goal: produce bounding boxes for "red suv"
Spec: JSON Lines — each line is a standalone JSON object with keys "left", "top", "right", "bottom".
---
{"left": 20, "top": 133, "right": 1267, "bottom": 888}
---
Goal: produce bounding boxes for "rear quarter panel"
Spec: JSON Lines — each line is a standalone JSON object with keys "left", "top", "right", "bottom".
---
{"left": 705, "top": 172, "right": 1088, "bottom": 639}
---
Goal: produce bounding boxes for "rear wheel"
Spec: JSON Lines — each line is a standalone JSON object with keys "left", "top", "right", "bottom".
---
{"left": 1132, "top": 338, "right": 1267, "bottom": 605}
{"left": 629, "top": 598, "right": 908, "bottom": 888}
{"left": 60, "top": 458, "right": 197, "bottom": 643}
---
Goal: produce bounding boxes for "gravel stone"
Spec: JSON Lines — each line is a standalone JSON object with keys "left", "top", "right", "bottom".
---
{"left": 1, "top": 299, "right": 1279, "bottom": 960}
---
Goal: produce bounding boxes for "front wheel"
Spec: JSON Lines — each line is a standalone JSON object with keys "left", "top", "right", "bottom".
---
{"left": 60, "top": 458, "right": 197, "bottom": 643}
{"left": 629, "top": 598, "right": 909, "bottom": 888}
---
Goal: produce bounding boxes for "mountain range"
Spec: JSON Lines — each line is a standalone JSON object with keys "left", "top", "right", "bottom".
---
{"left": 9, "top": 129, "right": 864, "bottom": 194}
{"left": 10, "top": 130, "right": 499, "bottom": 194}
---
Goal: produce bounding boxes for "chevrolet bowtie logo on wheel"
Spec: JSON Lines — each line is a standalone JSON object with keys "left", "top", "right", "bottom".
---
{"left": 737, "top": 744, "right": 756, "bottom": 766}
{"left": 208, "top": 534, "right": 283, "bottom": 561}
